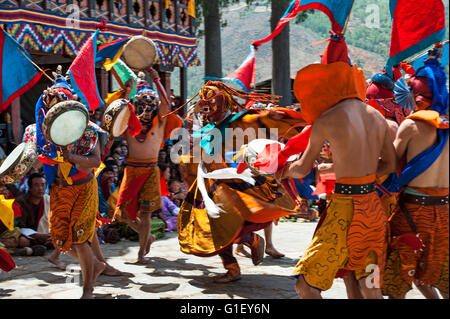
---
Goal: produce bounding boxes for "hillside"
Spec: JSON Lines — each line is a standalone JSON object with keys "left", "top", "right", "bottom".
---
{"left": 172, "top": 1, "right": 449, "bottom": 99}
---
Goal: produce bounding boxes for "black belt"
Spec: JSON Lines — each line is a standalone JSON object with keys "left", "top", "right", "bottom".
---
{"left": 401, "top": 192, "right": 449, "bottom": 206}
{"left": 334, "top": 182, "right": 375, "bottom": 195}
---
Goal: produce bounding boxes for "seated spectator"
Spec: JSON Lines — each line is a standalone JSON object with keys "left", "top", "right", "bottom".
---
{"left": 120, "top": 141, "right": 128, "bottom": 158}
{"left": 104, "top": 159, "right": 119, "bottom": 183}
{"left": 161, "top": 196, "right": 179, "bottom": 232}
{"left": 112, "top": 152, "right": 124, "bottom": 167}
{"left": 14, "top": 173, "right": 63, "bottom": 268}
{"left": 98, "top": 166, "right": 117, "bottom": 219}
{"left": 168, "top": 179, "right": 187, "bottom": 207}
{"left": 0, "top": 190, "right": 45, "bottom": 258}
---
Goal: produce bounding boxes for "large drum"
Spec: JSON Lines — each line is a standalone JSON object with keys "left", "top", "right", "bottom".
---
{"left": 0, "top": 142, "right": 38, "bottom": 184}
{"left": 242, "top": 139, "right": 298, "bottom": 176}
{"left": 121, "top": 36, "right": 157, "bottom": 71}
{"left": 42, "top": 100, "right": 89, "bottom": 147}
{"left": 102, "top": 98, "right": 131, "bottom": 137}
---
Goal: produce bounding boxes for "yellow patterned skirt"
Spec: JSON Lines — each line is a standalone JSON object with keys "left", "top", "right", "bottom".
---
{"left": 291, "top": 175, "right": 388, "bottom": 291}
{"left": 49, "top": 177, "right": 98, "bottom": 252}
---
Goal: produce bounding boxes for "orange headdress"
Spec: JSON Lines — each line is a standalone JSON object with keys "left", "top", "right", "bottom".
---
{"left": 294, "top": 35, "right": 366, "bottom": 124}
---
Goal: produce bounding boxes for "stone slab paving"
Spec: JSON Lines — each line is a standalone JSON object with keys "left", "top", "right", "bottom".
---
{"left": 0, "top": 221, "right": 425, "bottom": 299}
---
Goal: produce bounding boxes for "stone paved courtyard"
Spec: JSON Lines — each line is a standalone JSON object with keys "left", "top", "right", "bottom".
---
{"left": 0, "top": 221, "right": 425, "bottom": 300}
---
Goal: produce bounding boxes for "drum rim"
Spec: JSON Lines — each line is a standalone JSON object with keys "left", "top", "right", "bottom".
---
{"left": 102, "top": 99, "right": 130, "bottom": 137}
{"left": 0, "top": 143, "right": 26, "bottom": 175}
{"left": 43, "top": 101, "right": 89, "bottom": 146}
{"left": 0, "top": 142, "right": 38, "bottom": 183}
{"left": 243, "top": 139, "right": 286, "bottom": 177}
{"left": 121, "top": 36, "right": 156, "bottom": 71}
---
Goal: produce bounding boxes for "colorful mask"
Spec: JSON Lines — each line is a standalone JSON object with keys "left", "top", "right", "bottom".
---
{"left": 366, "top": 73, "right": 395, "bottom": 100}
{"left": 135, "top": 80, "right": 160, "bottom": 125}
{"left": 42, "top": 74, "right": 74, "bottom": 110}
{"left": 408, "top": 76, "right": 433, "bottom": 110}
{"left": 196, "top": 85, "right": 229, "bottom": 123}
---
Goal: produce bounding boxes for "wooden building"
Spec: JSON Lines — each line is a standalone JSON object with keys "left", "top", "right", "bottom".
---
{"left": 0, "top": 0, "right": 199, "bottom": 148}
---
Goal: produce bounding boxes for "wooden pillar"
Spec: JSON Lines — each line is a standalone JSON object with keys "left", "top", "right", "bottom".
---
{"left": 159, "top": 71, "right": 172, "bottom": 109}
{"left": 100, "top": 68, "right": 108, "bottom": 100}
{"left": 10, "top": 97, "right": 22, "bottom": 145}
{"left": 159, "top": 0, "right": 165, "bottom": 30}
{"left": 180, "top": 66, "right": 187, "bottom": 114}
{"left": 127, "top": 0, "right": 133, "bottom": 24}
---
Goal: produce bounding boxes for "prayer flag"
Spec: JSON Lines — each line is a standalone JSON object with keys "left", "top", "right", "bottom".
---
{"left": 204, "top": 46, "right": 256, "bottom": 92}
{"left": 385, "top": 0, "right": 446, "bottom": 76}
{"left": 252, "top": 0, "right": 354, "bottom": 49}
{"left": 67, "top": 29, "right": 104, "bottom": 111}
{"left": 188, "top": 0, "right": 196, "bottom": 18}
{"left": 0, "top": 27, "right": 42, "bottom": 112}
{"left": 96, "top": 37, "right": 129, "bottom": 71}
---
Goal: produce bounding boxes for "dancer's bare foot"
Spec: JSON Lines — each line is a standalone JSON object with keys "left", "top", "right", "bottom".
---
{"left": 265, "top": 246, "right": 285, "bottom": 259}
{"left": 102, "top": 263, "right": 125, "bottom": 276}
{"left": 235, "top": 244, "right": 251, "bottom": 258}
{"left": 145, "top": 235, "right": 156, "bottom": 256}
{"left": 80, "top": 290, "right": 94, "bottom": 299}
{"left": 136, "top": 256, "right": 152, "bottom": 265}
{"left": 93, "top": 261, "right": 107, "bottom": 282}
{"left": 48, "top": 254, "right": 65, "bottom": 270}
{"left": 81, "top": 261, "right": 106, "bottom": 299}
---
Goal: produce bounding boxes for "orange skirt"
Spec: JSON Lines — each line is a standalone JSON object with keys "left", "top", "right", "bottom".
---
{"left": 382, "top": 187, "right": 449, "bottom": 298}
{"left": 177, "top": 175, "right": 296, "bottom": 257}
{"left": 49, "top": 177, "right": 98, "bottom": 252}
{"left": 114, "top": 160, "right": 162, "bottom": 222}
{"left": 291, "top": 175, "right": 388, "bottom": 291}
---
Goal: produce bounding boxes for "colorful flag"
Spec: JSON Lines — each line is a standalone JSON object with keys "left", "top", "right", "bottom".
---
{"left": 204, "top": 46, "right": 256, "bottom": 92}
{"left": 188, "top": 0, "right": 196, "bottom": 18}
{"left": 67, "top": 29, "right": 104, "bottom": 111}
{"left": 295, "top": 0, "right": 354, "bottom": 33}
{"left": 1, "top": 27, "right": 42, "bottom": 112}
{"left": 410, "top": 41, "right": 449, "bottom": 71}
{"left": 96, "top": 37, "right": 129, "bottom": 71}
{"left": 385, "top": 0, "right": 446, "bottom": 76}
{"left": 109, "top": 59, "right": 138, "bottom": 101}
{"left": 252, "top": 0, "right": 354, "bottom": 49}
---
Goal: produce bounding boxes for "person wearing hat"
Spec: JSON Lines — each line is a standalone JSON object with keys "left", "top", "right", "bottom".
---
{"left": 112, "top": 67, "right": 182, "bottom": 264}
{"left": 382, "top": 46, "right": 449, "bottom": 299}
{"left": 274, "top": 34, "right": 397, "bottom": 298}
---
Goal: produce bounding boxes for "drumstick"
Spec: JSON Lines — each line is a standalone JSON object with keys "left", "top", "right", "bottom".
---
{"left": 17, "top": 48, "right": 54, "bottom": 82}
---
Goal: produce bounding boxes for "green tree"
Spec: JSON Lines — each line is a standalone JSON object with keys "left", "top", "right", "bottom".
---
{"left": 195, "top": 0, "right": 254, "bottom": 79}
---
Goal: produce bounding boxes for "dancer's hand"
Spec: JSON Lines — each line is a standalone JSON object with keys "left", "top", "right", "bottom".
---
{"left": 61, "top": 145, "right": 74, "bottom": 163}
{"left": 147, "top": 67, "right": 160, "bottom": 82}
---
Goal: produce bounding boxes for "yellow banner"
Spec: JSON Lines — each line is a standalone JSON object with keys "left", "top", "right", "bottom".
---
{"left": 188, "top": 0, "right": 196, "bottom": 18}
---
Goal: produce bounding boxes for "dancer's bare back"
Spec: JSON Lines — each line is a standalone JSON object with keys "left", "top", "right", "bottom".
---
{"left": 394, "top": 117, "right": 449, "bottom": 188}
{"left": 284, "top": 98, "right": 396, "bottom": 180}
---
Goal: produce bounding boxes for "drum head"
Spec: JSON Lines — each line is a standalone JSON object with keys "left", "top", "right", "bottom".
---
{"left": 50, "top": 110, "right": 87, "bottom": 146}
{"left": 121, "top": 36, "right": 156, "bottom": 71}
{"left": 244, "top": 139, "right": 297, "bottom": 176}
{"left": 43, "top": 101, "right": 89, "bottom": 146}
{"left": 112, "top": 107, "right": 131, "bottom": 137}
{"left": 0, "top": 143, "right": 26, "bottom": 175}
